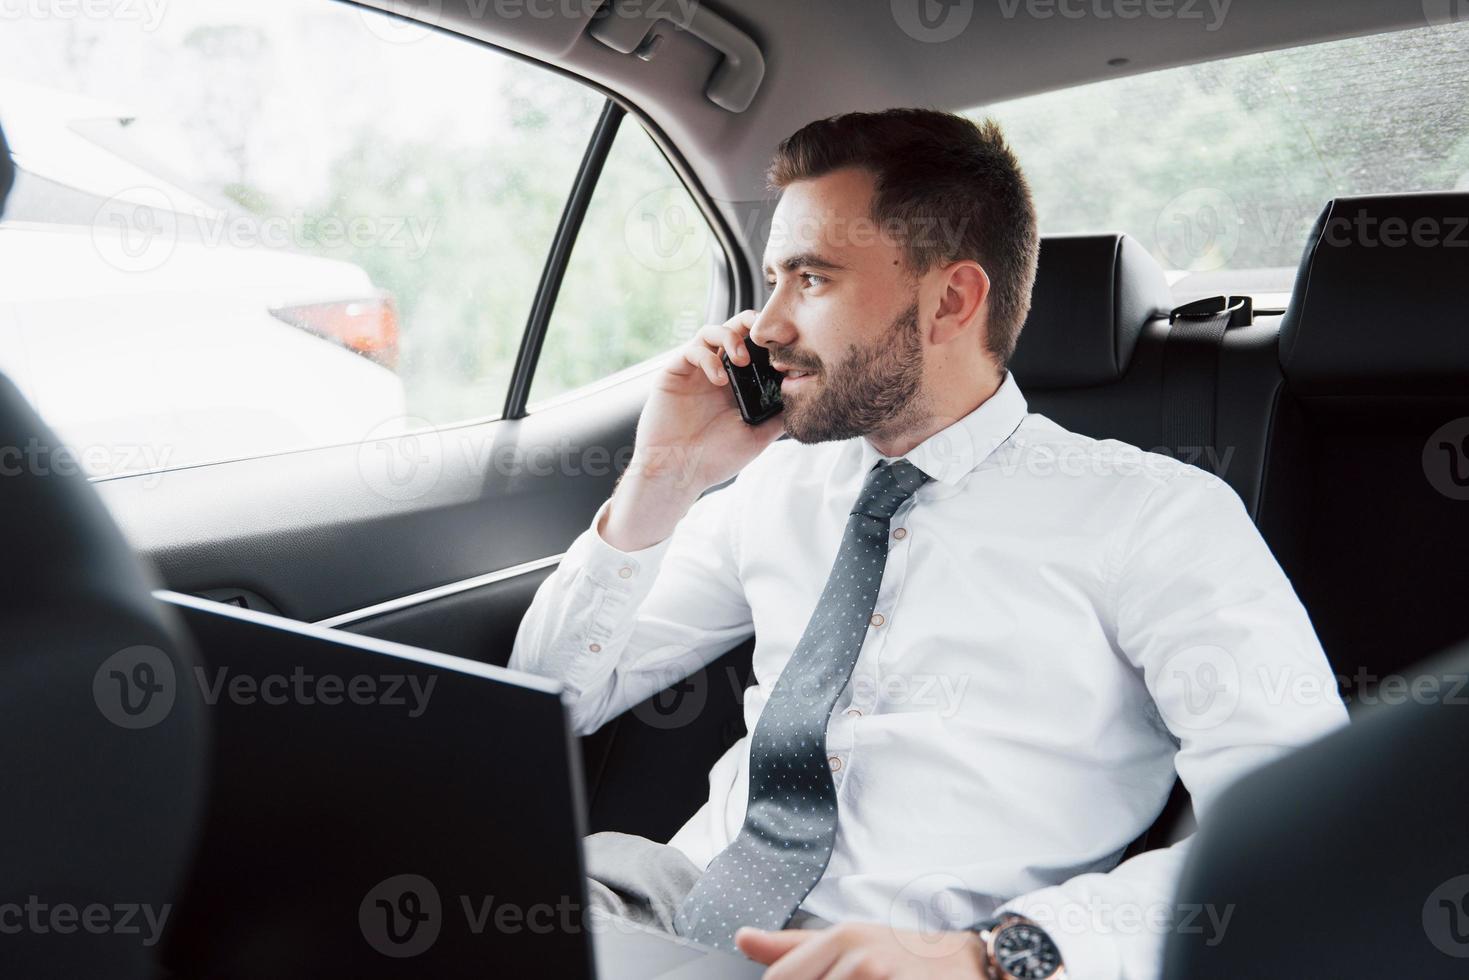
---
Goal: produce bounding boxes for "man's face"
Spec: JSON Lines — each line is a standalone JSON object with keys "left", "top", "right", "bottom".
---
{"left": 751, "top": 167, "right": 931, "bottom": 444}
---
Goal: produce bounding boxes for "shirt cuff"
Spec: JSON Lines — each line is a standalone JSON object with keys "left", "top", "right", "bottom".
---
{"left": 555, "top": 498, "right": 675, "bottom": 698}
{"left": 564, "top": 498, "right": 675, "bottom": 580}
{"left": 996, "top": 890, "right": 1124, "bottom": 980}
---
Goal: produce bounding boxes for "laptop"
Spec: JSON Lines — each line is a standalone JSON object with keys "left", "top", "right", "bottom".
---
{"left": 155, "top": 590, "right": 764, "bottom": 979}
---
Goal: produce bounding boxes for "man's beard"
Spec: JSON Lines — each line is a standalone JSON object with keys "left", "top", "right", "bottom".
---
{"left": 775, "top": 302, "right": 929, "bottom": 444}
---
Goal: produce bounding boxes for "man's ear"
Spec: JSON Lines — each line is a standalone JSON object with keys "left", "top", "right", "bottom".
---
{"left": 928, "top": 260, "right": 990, "bottom": 347}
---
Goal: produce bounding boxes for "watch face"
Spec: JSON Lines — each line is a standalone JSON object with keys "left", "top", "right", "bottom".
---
{"left": 993, "top": 921, "right": 1062, "bottom": 979}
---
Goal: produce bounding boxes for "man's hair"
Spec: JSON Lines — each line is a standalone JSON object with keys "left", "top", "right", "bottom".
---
{"left": 767, "top": 108, "right": 1039, "bottom": 367}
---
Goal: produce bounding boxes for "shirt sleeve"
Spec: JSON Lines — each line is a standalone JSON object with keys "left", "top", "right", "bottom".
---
{"left": 995, "top": 467, "right": 1349, "bottom": 980}
{"left": 507, "top": 475, "right": 755, "bottom": 736}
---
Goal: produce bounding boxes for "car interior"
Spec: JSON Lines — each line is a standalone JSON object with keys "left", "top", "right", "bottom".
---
{"left": 2, "top": 0, "right": 1467, "bottom": 977}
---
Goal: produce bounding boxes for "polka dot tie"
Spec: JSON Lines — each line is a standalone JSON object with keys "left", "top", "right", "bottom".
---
{"left": 674, "top": 459, "right": 930, "bottom": 950}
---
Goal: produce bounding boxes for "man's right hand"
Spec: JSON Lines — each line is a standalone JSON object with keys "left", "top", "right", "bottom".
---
{"left": 601, "top": 309, "right": 785, "bottom": 552}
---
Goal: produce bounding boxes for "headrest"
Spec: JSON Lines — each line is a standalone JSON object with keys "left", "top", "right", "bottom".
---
{"left": 1281, "top": 193, "right": 1469, "bottom": 390}
{"left": 0, "top": 119, "right": 13, "bottom": 217}
{"left": 1010, "top": 233, "right": 1173, "bottom": 388}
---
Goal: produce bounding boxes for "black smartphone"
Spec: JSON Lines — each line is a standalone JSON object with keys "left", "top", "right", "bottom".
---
{"left": 721, "top": 339, "right": 784, "bottom": 425}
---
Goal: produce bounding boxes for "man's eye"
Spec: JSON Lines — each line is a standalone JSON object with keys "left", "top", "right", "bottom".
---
{"left": 800, "top": 273, "right": 827, "bottom": 287}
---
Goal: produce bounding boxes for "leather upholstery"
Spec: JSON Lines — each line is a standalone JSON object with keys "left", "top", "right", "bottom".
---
{"left": 1259, "top": 192, "right": 1469, "bottom": 688}
{"left": 1010, "top": 233, "right": 1174, "bottom": 388}
{"left": 1167, "top": 641, "right": 1469, "bottom": 978}
{"left": 1280, "top": 192, "right": 1469, "bottom": 391}
{"left": 1015, "top": 232, "right": 1280, "bottom": 517}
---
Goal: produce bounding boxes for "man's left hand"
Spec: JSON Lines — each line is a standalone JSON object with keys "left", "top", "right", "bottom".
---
{"left": 735, "top": 922, "right": 989, "bottom": 979}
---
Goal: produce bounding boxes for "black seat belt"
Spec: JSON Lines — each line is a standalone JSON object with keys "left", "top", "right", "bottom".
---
{"left": 1161, "top": 295, "right": 1251, "bottom": 474}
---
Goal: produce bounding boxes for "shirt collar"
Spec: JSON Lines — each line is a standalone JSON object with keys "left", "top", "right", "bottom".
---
{"left": 857, "top": 372, "right": 1029, "bottom": 486}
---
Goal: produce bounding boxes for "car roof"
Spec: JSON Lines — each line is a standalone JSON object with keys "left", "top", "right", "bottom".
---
{"left": 384, "top": 0, "right": 1439, "bottom": 201}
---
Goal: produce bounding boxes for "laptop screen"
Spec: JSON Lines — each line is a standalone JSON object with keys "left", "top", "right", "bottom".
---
{"left": 155, "top": 591, "right": 596, "bottom": 979}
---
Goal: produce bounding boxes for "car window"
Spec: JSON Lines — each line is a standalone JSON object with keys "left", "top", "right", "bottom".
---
{"left": 0, "top": 0, "right": 602, "bottom": 478}
{"left": 967, "top": 21, "right": 1469, "bottom": 303}
{"left": 530, "top": 120, "right": 719, "bottom": 407}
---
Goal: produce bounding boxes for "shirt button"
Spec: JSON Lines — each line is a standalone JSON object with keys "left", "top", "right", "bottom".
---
{"left": 844, "top": 707, "right": 862, "bottom": 718}
{"left": 892, "top": 528, "right": 907, "bottom": 540}
{"left": 618, "top": 566, "right": 634, "bottom": 579}
{"left": 588, "top": 642, "right": 602, "bottom": 653}
{"left": 869, "top": 613, "right": 886, "bottom": 628}
{"left": 828, "top": 756, "right": 843, "bottom": 772}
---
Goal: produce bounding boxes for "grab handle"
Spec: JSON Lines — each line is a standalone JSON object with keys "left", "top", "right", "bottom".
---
{"left": 588, "top": 0, "right": 765, "bottom": 113}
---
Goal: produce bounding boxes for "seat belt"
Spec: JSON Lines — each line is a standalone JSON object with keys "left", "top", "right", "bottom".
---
{"left": 1160, "top": 295, "right": 1251, "bottom": 475}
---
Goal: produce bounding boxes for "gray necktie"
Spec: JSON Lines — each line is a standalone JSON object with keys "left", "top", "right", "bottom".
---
{"left": 674, "top": 459, "right": 930, "bottom": 950}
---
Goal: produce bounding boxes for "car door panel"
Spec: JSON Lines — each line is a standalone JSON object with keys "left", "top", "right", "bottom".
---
{"left": 94, "top": 372, "right": 651, "bottom": 627}
{"left": 93, "top": 366, "right": 753, "bottom": 843}
{"left": 334, "top": 561, "right": 558, "bottom": 662}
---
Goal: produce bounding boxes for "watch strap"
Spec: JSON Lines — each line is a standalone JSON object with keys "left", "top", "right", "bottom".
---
{"left": 970, "top": 913, "right": 1067, "bottom": 980}
{"left": 969, "top": 916, "right": 1004, "bottom": 935}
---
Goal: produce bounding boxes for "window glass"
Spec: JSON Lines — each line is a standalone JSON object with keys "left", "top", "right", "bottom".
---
{"left": 0, "top": 0, "right": 601, "bottom": 477}
{"left": 531, "top": 120, "right": 718, "bottom": 406}
{"left": 968, "top": 22, "right": 1469, "bottom": 299}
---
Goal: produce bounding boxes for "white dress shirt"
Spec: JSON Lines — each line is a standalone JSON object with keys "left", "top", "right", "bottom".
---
{"left": 509, "top": 372, "right": 1347, "bottom": 979}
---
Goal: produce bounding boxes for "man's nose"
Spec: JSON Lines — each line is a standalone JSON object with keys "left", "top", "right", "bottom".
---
{"left": 750, "top": 298, "right": 796, "bottom": 350}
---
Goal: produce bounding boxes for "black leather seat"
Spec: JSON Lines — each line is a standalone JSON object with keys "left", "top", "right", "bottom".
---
{"left": 1016, "top": 215, "right": 1469, "bottom": 689}
{"left": 1256, "top": 193, "right": 1469, "bottom": 696}
{"left": 1167, "top": 202, "right": 1469, "bottom": 974}
{"left": 1012, "top": 233, "right": 1285, "bottom": 516}
{"left": 0, "top": 121, "right": 206, "bottom": 979}
{"left": 1165, "top": 640, "right": 1469, "bottom": 978}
